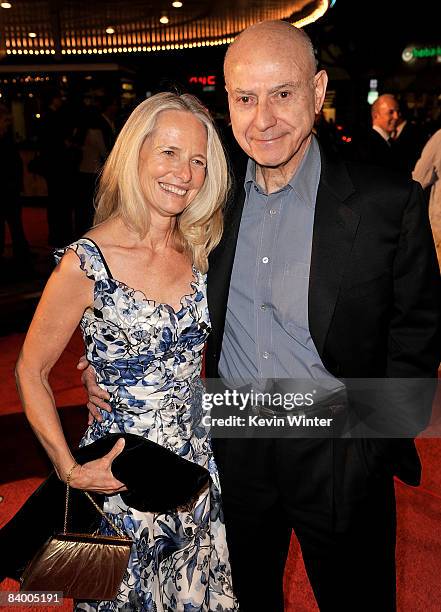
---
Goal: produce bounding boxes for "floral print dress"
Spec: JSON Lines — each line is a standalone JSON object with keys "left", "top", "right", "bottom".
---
{"left": 55, "top": 238, "right": 237, "bottom": 612}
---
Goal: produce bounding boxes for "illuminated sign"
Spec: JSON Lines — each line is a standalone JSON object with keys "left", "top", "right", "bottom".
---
{"left": 402, "top": 45, "right": 441, "bottom": 62}
{"left": 412, "top": 46, "right": 441, "bottom": 58}
{"left": 188, "top": 75, "right": 216, "bottom": 86}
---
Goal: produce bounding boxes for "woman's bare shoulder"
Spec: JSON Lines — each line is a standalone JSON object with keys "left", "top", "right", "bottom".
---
{"left": 83, "top": 218, "right": 120, "bottom": 249}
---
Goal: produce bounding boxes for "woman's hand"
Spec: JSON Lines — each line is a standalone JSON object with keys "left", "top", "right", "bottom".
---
{"left": 77, "top": 355, "right": 112, "bottom": 424}
{"left": 69, "top": 438, "right": 128, "bottom": 495}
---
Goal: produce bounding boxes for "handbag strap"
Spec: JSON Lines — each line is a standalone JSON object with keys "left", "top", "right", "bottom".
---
{"left": 64, "top": 480, "right": 127, "bottom": 539}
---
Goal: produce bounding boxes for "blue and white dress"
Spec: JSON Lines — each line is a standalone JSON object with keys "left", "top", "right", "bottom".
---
{"left": 55, "top": 238, "right": 237, "bottom": 612}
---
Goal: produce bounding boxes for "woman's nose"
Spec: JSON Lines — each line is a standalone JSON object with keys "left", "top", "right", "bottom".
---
{"left": 175, "top": 160, "right": 192, "bottom": 182}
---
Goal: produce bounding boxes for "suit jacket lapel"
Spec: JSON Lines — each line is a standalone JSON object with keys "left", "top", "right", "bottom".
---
{"left": 309, "top": 148, "right": 359, "bottom": 356}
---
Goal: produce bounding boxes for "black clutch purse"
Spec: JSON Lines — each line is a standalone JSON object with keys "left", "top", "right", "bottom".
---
{"left": 74, "top": 433, "right": 210, "bottom": 512}
{"left": 0, "top": 433, "right": 210, "bottom": 583}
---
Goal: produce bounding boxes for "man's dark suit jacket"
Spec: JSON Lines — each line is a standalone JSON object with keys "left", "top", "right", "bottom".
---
{"left": 352, "top": 128, "right": 399, "bottom": 171}
{"left": 205, "top": 144, "right": 441, "bottom": 486}
{"left": 393, "top": 121, "right": 426, "bottom": 175}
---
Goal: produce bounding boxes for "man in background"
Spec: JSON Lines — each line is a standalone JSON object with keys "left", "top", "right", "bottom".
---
{"left": 353, "top": 93, "right": 401, "bottom": 170}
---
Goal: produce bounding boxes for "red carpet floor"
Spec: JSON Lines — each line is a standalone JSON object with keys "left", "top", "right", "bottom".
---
{"left": 1, "top": 329, "right": 441, "bottom": 611}
{"left": 1, "top": 209, "right": 441, "bottom": 610}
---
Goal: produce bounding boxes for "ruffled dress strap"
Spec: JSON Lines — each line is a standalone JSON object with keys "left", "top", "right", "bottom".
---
{"left": 54, "top": 237, "right": 112, "bottom": 282}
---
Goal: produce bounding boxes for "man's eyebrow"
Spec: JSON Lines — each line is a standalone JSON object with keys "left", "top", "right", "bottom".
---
{"left": 268, "top": 81, "right": 302, "bottom": 93}
{"left": 232, "top": 88, "right": 256, "bottom": 95}
{"left": 232, "top": 81, "right": 302, "bottom": 95}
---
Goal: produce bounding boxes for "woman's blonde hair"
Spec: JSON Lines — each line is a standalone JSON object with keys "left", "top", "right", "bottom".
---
{"left": 94, "top": 92, "right": 229, "bottom": 272}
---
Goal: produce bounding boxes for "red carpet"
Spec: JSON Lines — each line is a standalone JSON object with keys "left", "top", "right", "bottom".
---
{"left": 1, "top": 330, "right": 441, "bottom": 610}
{"left": 1, "top": 209, "right": 440, "bottom": 610}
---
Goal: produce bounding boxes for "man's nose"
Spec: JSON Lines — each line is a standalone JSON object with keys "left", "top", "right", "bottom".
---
{"left": 254, "top": 99, "right": 277, "bottom": 131}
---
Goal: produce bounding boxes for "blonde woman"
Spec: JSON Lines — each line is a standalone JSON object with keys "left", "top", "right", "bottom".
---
{"left": 15, "top": 93, "right": 237, "bottom": 611}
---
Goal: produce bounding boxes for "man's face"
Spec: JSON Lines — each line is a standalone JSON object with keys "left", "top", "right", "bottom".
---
{"left": 373, "top": 98, "right": 400, "bottom": 135}
{"left": 225, "top": 48, "right": 327, "bottom": 170}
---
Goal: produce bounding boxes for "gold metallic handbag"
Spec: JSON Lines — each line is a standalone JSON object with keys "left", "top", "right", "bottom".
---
{"left": 20, "top": 478, "right": 132, "bottom": 601}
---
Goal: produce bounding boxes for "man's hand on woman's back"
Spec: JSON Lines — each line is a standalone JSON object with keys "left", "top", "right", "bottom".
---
{"left": 77, "top": 355, "right": 112, "bottom": 424}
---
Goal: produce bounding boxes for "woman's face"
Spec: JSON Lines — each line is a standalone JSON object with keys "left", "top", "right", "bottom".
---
{"left": 139, "top": 110, "right": 208, "bottom": 220}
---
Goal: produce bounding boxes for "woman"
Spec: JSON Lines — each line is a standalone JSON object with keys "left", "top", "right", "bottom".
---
{"left": 15, "top": 92, "right": 237, "bottom": 611}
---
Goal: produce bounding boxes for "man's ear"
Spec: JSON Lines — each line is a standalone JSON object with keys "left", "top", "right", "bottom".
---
{"left": 314, "top": 70, "right": 328, "bottom": 114}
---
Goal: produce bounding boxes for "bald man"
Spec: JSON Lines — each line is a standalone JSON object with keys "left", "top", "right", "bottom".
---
{"left": 204, "top": 22, "right": 440, "bottom": 611}
{"left": 354, "top": 93, "right": 402, "bottom": 170}
{"left": 372, "top": 94, "right": 400, "bottom": 138}
{"left": 84, "top": 21, "right": 441, "bottom": 611}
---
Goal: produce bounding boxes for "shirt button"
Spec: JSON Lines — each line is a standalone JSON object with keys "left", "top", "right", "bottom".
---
{"left": 269, "top": 209, "right": 277, "bottom": 215}
{"left": 262, "top": 351, "right": 270, "bottom": 359}
{"left": 260, "top": 304, "right": 267, "bottom": 311}
{"left": 262, "top": 257, "right": 269, "bottom": 264}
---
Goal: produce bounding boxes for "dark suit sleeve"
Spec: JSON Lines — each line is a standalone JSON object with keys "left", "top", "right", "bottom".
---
{"left": 387, "top": 180, "right": 441, "bottom": 378}
{"left": 350, "top": 181, "right": 441, "bottom": 483}
{"left": 382, "top": 180, "right": 441, "bottom": 435}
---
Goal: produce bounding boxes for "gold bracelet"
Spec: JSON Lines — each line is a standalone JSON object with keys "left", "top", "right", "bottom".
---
{"left": 66, "top": 461, "right": 79, "bottom": 485}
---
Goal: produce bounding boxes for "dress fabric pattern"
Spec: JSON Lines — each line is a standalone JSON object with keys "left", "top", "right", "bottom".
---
{"left": 54, "top": 238, "right": 237, "bottom": 612}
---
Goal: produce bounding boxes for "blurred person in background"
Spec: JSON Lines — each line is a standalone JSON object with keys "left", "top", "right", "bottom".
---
{"left": 0, "top": 103, "right": 30, "bottom": 269}
{"left": 352, "top": 94, "right": 401, "bottom": 170}
{"left": 74, "top": 96, "right": 118, "bottom": 238}
{"left": 391, "top": 100, "right": 426, "bottom": 175}
{"left": 96, "top": 95, "right": 118, "bottom": 152}
{"left": 38, "top": 90, "right": 78, "bottom": 247}
{"left": 413, "top": 128, "right": 441, "bottom": 269}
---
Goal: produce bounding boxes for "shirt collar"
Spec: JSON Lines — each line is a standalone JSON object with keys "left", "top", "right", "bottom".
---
{"left": 395, "top": 120, "right": 406, "bottom": 138}
{"left": 244, "top": 136, "right": 320, "bottom": 209}
{"left": 372, "top": 125, "right": 391, "bottom": 141}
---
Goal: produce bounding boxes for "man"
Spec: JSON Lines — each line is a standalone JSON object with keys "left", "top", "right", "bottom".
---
{"left": 85, "top": 21, "right": 440, "bottom": 611}
{"left": 354, "top": 93, "right": 401, "bottom": 170}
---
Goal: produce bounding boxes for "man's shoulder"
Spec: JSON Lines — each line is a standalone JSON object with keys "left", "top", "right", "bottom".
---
{"left": 319, "top": 148, "right": 422, "bottom": 222}
{"left": 343, "top": 157, "right": 412, "bottom": 192}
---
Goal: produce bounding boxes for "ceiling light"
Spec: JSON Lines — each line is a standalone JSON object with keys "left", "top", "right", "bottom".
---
{"left": 159, "top": 16, "right": 169, "bottom": 24}
{"left": 172, "top": 1, "right": 183, "bottom": 7}
{"left": 1, "top": 3, "right": 12, "bottom": 8}
{"left": 106, "top": 27, "right": 115, "bottom": 34}
{"left": 28, "top": 32, "right": 37, "bottom": 38}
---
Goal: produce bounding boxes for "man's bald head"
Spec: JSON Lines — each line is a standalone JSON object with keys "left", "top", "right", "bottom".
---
{"left": 224, "top": 20, "right": 317, "bottom": 86}
{"left": 371, "top": 94, "right": 398, "bottom": 119}
{"left": 371, "top": 94, "right": 400, "bottom": 135}
{"left": 222, "top": 19, "right": 327, "bottom": 189}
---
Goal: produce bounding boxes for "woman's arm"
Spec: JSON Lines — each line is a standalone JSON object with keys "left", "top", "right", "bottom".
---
{"left": 15, "top": 249, "right": 126, "bottom": 493}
